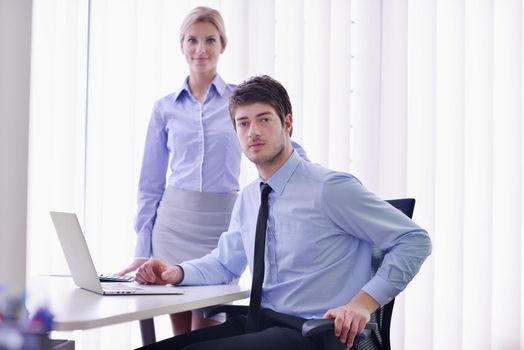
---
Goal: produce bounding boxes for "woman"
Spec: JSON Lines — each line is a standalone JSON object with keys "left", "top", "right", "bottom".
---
{"left": 118, "top": 6, "right": 307, "bottom": 335}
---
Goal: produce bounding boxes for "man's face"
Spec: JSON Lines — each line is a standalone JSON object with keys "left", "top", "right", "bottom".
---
{"left": 233, "top": 102, "right": 292, "bottom": 167}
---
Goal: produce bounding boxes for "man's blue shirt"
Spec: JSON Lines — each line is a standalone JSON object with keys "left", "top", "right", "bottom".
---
{"left": 180, "top": 150, "right": 431, "bottom": 319}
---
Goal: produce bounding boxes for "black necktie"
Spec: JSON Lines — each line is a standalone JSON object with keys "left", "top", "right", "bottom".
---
{"left": 245, "top": 183, "right": 272, "bottom": 332}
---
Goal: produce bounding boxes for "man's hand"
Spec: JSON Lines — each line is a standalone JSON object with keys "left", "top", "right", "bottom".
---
{"left": 134, "top": 258, "right": 183, "bottom": 285}
{"left": 322, "top": 291, "right": 380, "bottom": 348}
{"left": 116, "top": 258, "right": 148, "bottom": 276}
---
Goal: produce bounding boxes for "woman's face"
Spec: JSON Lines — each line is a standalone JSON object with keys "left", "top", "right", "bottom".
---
{"left": 182, "top": 21, "right": 224, "bottom": 76}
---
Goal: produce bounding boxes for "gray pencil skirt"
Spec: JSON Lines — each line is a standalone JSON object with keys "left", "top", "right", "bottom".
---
{"left": 152, "top": 186, "right": 238, "bottom": 265}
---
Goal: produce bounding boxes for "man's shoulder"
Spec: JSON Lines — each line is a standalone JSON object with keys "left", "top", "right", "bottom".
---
{"left": 226, "top": 82, "right": 237, "bottom": 91}
{"left": 295, "top": 158, "right": 361, "bottom": 187}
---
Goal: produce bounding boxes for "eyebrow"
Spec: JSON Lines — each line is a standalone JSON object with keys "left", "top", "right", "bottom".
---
{"left": 235, "top": 111, "right": 273, "bottom": 122}
{"left": 185, "top": 34, "right": 218, "bottom": 39}
{"left": 235, "top": 116, "right": 248, "bottom": 122}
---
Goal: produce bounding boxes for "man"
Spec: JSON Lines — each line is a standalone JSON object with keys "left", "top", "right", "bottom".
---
{"left": 135, "top": 75, "right": 432, "bottom": 350}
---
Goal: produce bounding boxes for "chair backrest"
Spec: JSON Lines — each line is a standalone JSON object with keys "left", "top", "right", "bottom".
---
{"left": 358, "top": 198, "right": 416, "bottom": 350}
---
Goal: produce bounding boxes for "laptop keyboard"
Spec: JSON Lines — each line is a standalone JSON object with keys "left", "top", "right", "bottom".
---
{"left": 99, "top": 274, "right": 134, "bottom": 282}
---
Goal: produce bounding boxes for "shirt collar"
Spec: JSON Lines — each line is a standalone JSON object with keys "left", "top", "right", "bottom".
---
{"left": 173, "top": 74, "right": 227, "bottom": 101}
{"left": 262, "top": 150, "right": 300, "bottom": 196}
{"left": 211, "top": 74, "right": 227, "bottom": 96}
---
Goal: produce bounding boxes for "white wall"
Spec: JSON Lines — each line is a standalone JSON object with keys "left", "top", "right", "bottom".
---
{"left": 0, "top": 0, "right": 32, "bottom": 294}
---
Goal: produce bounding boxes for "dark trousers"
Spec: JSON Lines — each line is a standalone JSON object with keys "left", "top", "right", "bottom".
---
{"left": 136, "top": 310, "right": 342, "bottom": 350}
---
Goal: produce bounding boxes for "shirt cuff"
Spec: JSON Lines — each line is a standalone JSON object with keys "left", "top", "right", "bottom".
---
{"left": 361, "top": 274, "right": 399, "bottom": 307}
{"left": 178, "top": 262, "right": 203, "bottom": 285}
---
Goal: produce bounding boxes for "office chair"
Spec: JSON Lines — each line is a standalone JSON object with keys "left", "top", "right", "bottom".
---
{"left": 206, "top": 198, "right": 416, "bottom": 350}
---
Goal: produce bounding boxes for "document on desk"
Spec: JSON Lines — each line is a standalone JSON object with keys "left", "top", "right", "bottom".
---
{"left": 50, "top": 211, "right": 184, "bottom": 296}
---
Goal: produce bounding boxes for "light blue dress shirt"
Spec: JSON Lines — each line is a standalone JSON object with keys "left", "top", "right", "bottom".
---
{"left": 134, "top": 75, "right": 239, "bottom": 257}
{"left": 180, "top": 150, "right": 432, "bottom": 319}
{"left": 134, "top": 75, "right": 308, "bottom": 258}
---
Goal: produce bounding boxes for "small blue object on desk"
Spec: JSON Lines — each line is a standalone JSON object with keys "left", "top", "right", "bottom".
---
{"left": 0, "top": 285, "right": 54, "bottom": 350}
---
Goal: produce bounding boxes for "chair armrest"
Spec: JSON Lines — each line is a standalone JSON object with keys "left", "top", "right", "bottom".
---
{"left": 203, "top": 305, "right": 249, "bottom": 319}
{"left": 301, "top": 319, "right": 378, "bottom": 337}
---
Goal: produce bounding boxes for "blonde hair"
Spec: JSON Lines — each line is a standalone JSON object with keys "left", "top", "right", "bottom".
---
{"left": 179, "top": 7, "right": 227, "bottom": 49}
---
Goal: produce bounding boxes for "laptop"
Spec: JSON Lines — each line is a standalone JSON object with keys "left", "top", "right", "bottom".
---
{"left": 50, "top": 211, "right": 184, "bottom": 296}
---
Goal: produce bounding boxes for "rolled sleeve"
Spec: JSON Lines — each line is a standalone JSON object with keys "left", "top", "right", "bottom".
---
{"left": 362, "top": 274, "right": 401, "bottom": 306}
{"left": 178, "top": 262, "right": 206, "bottom": 285}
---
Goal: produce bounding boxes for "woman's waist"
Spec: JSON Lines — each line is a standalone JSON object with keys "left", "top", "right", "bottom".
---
{"left": 161, "top": 185, "right": 238, "bottom": 211}
{"left": 167, "top": 168, "right": 240, "bottom": 193}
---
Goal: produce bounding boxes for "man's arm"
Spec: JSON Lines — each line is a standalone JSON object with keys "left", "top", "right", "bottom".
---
{"left": 321, "top": 175, "right": 432, "bottom": 305}
{"left": 135, "top": 231, "right": 247, "bottom": 287}
{"left": 179, "top": 212, "right": 247, "bottom": 285}
{"left": 136, "top": 193, "right": 248, "bottom": 286}
{"left": 320, "top": 175, "right": 432, "bottom": 347}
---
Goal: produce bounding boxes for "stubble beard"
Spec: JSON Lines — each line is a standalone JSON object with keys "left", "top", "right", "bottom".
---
{"left": 248, "top": 140, "right": 285, "bottom": 168}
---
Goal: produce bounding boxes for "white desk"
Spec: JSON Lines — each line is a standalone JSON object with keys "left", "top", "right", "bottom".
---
{"left": 27, "top": 276, "right": 249, "bottom": 345}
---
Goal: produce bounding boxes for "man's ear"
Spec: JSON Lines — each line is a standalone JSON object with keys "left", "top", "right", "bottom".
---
{"left": 284, "top": 114, "right": 293, "bottom": 135}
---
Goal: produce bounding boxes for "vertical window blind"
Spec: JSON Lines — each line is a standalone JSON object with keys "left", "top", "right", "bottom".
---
{"left": 28, "top": 0, "right": 523, "bottom": 349}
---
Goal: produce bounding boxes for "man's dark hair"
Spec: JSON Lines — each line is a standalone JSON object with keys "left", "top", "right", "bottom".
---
{"left": 229, "top": 75, "right": 293, "bottom": 136}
